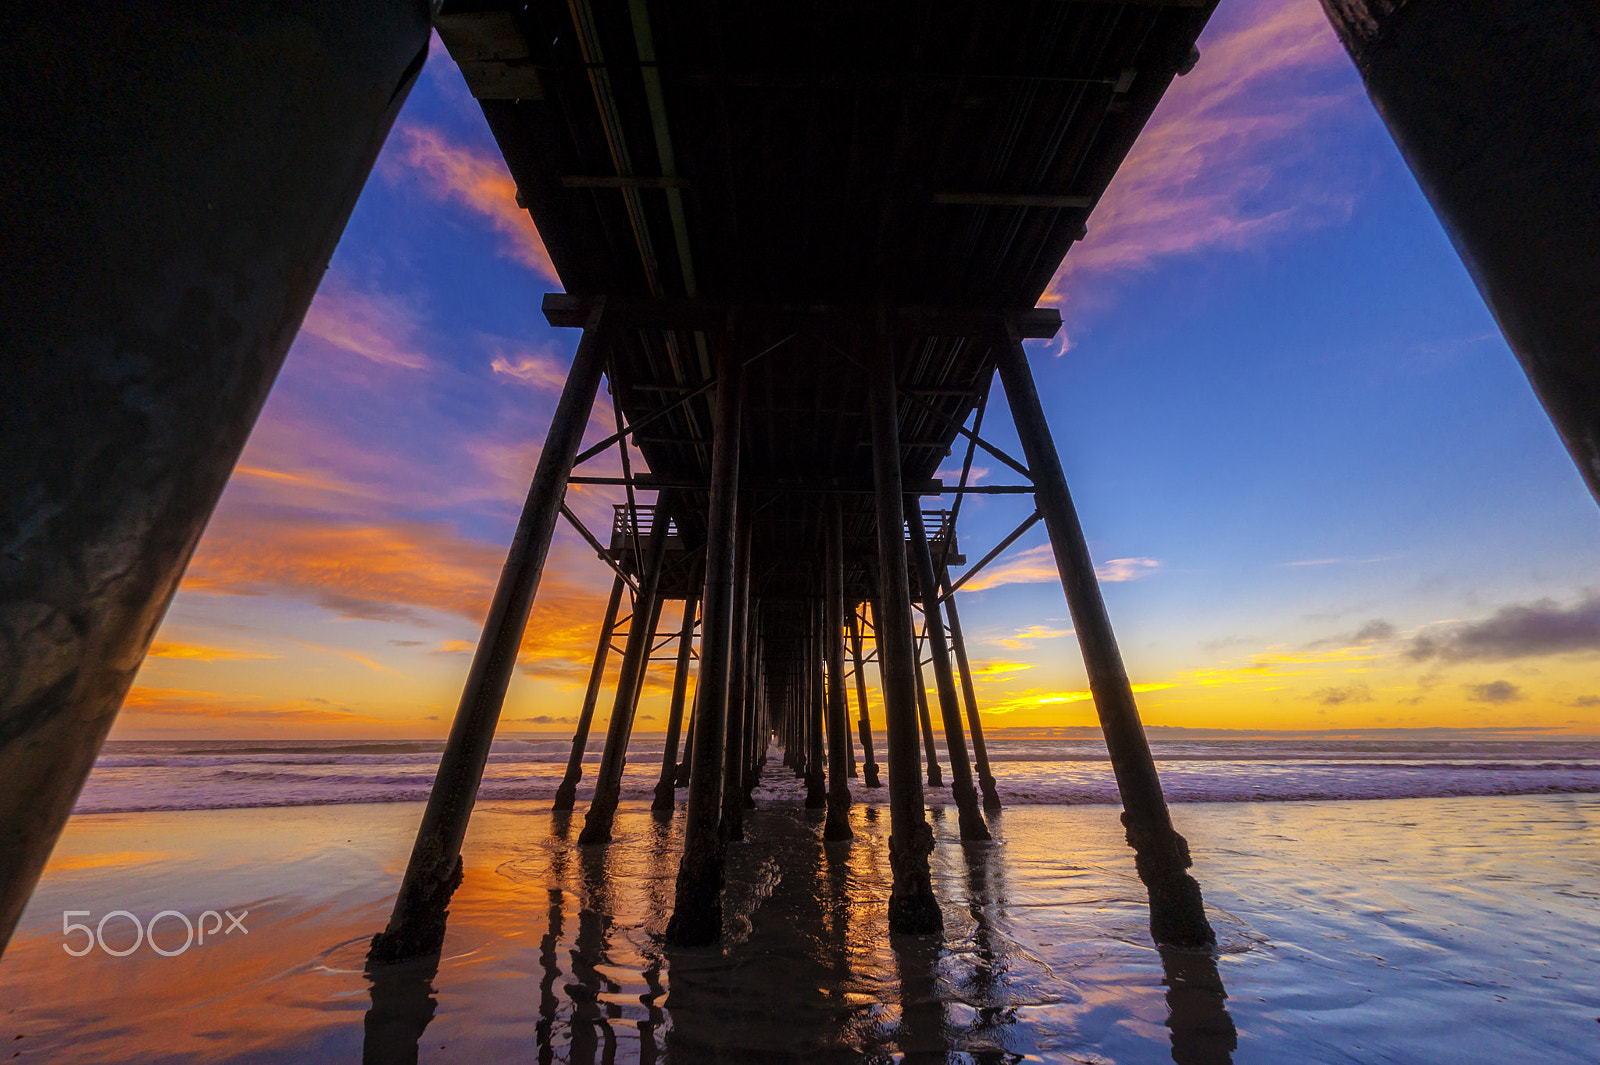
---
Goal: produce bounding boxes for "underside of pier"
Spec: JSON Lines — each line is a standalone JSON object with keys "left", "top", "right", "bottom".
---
{"left": 365, "top": 0, "right": 1222, "bottom": 958}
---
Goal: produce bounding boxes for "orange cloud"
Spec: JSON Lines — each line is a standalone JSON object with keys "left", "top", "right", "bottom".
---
{"left": 121, "top": 686, "right": 393, "bottom": 727}
{"left": 395, "top": 123, "right": 559, "bottom": 284}
{"left": 995, "top": 625, "right": 1072, "bottom": 649}
{"left": 147, "top": 642, "right": 279, "bottom": 663}
{"left": 1049, "top": 0, "right": 1352, "bottom": 298}
{"left": 178, "top": 505, "right": 623, "bottom": 689}
{"left": 968, "top": 660, "right": 1037, "bottom": 677}
{"left": 181, "top": 518, "right": 501, "bottom": 622}
{"left": 961, "top": 544, "right": 1059, "bottom": 592}
{"left": 985, "top": 682, "right": 1176, "bottom": 716}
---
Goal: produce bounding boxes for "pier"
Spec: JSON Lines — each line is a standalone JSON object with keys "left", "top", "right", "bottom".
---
{"left": 5, "top": 0, "right": 1598, "bottom": 1008}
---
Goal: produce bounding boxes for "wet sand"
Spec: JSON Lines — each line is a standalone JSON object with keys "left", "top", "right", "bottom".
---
{"left": 4, "top": 788, "right": 1597, "bottom": 1062}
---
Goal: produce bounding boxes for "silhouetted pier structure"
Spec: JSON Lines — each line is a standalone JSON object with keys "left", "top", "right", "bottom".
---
{"left": 6, "top": 0, "right": 1598, "bottom": 993}
{"left": 372, "top": 0, "right": 1221, "bottom": 955}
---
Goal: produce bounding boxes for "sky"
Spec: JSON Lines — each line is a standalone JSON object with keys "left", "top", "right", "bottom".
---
{"left": 116, "top": 0, "right": 1600, "bottom": 740}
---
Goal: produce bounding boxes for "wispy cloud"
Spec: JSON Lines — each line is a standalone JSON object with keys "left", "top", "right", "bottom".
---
{"left": 1304, "top": 619, "right": 1395, "bottom": 650}
{"left": 147, "top": 642, "right": 279, "bottom": 664}
{"left": 995, "top": 624, "right": 1072, "bottom": 649}
{"left": 959, "top": 545, "right": 1058, "bottom": 592}
{"left": 958, "top": 545, "right": 1161, "bottom": 592}
{"left": 299, "top": 281, "right": 430, "bottom": 371}
{"left": 393, "top": 123, "right": 559, "bottom": 284}
{"left": 1281, "top": 556, "right": 1394, "bottom": 567}
{"left": 1048, "top": 0, "right": 1353, "bottom": 301}
{"left": 122, "top": 687, "right": 392, "bottom": 726}
{"left": 1098, "top": 557, "right": 1162, "bottom": 582}
{"left": 967, "top": 660, "right": 1037, "bottom": 677}
{"left": 986, "top": 682, "right": 1175, "bottom": 715}
{"left": 936, "top": 463, "right": 991, "bottom": 485}
{"left": 1312, "top": 682, "right": 1373, "bottom": 706}
{"left": 491, "top": 349, "right": 570, "bottom": 391}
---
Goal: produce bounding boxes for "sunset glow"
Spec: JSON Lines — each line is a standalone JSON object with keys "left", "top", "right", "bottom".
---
{"left": 116, "top": 0, "right": 1600, "bottom": 741}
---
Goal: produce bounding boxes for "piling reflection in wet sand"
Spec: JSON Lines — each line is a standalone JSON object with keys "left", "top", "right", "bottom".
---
{"left": 536, "top": 884, "right": 564, "bottom": 1065}
{"left": 362, "top": 950, "right": 441, "bottom": 1065}
{"left": 21, "top": 796, "right": 1592, "bottom": 1063}
{"left": 356, "top": 799, "right": 1227, "bottom": 1063}
{"left": 1160, "top": 946, "right": 1237, "bottom": 1065}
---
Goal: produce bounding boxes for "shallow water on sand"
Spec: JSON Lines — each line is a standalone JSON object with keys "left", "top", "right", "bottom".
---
{"left": 4, "top": 791, "right": 1598, "bottom": 1062}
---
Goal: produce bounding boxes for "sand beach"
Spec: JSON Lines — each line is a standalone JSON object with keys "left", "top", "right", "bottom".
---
{"left": 4, "top": 760, "right": 1597, "bottom": 1062}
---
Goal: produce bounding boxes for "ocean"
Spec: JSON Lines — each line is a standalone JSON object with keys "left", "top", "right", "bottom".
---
{"left": 79, "top": 730, "right": 1600, "bottom": 814}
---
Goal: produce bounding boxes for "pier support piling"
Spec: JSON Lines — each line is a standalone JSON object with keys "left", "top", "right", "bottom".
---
{"left": 666, "top": 338, "right": 743, "bottom": 947}
{"left": 675, "top": 701, "right": 696, "bottom": 787}
{"left": 555, "top": 574, "right": 627, "bottom": 812}
{"left": 907, "top": 508, "right": 990, "bottom": 841}
{"left": 913, "top": 652, "right": 944, "bottom": 789}
{"left": 995, "top": 334, "right": 1212, "bottom": 949}
{"left": 823, "top": 502, "right": 856, "bottom": 841}
{"left": 742, "top": 612, "right": 763, "bottom": 807}
{"left": 720, "top": 507, "right": 753, "bottom": 841}
{"left": 580, "top": 492, "right": 676, "bottom": 844}
{"left": 0, "top": 0, "right": 429, "bottom": 956}
{"left": 848, "top": 608, "right": 883, "bottom": 788}
{"left": 805, "top": 597, "right": 829, "bottom": 810}
{"left": 868, "top": 337, "right": 942, "bottom": 934}
{"left": 652, "top": 590, "right": 700, "bottom": 811}
{"left": 940, "top": 570, "right": 1001, "bottom": 810}
{"left": 373, "top": 304, "right": 612, "bottom": 961}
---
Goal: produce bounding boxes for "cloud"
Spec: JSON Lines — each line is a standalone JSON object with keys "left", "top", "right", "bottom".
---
{"left": 1281, "top": 556, "right": 1395, "bottom": 567}
{"left": 431, "top": 639, "right": 476, "bottom": 655}
{"left": 146, "top": 642, "right": 278, "bottom": 663}
{"left": 935, "top": 464, "right": 991, "bottom": 486}
{"left": 299, "top": 281, "right": 430, "bottom": 371}
{"left": 986, "top": 682, "right": 1175, "bottom": 715}
{"left": 995, "top": 624, "right": 1073, "bottom": 649}
{"left": 491, "top": 350, "right": 570, "bottom": 391}
{"left": 957, "top": 545, "right": 1160, "bottom": 592}
{"left": 122, "top": 687, "right": 391, "bottom": 726}
{"left": 1350, "top": 620, "right": 1396, "bottom": 643}
{"left": 1305, "top": 618, "right": 1395, "bottom": 650}
{"left": 393, "top": 123, "right": 559, "bottom": 283}
{"left": 959, "top": 545, "right": 1058, "bottom": 592}
{"left": 1174, "top": 641, "right": 1385, "bottom": 690}
{"left": 504, "top": 714, "right": 579, "bottom": 726}
{"left": 967, "top": 661, "right": 1037, "bottom": 677}
{"left": 1097, "top": 557, "right": 1161, "bottom": 583}
{"left": 1047, "top": 0, "right": 1353, "bottom": 299}
{"left": 178, "top": 508, "right": 617, "bottom": 682}
{"left": 1465, "top": 681, "right": 1522, "bottom": 705}
{"left": 1407, "top": 593, "right": 1600, "bottom": 662}
{"left": 181, "top": 518, "right": 501, "bottom": 623}
{"left": 1312, "top": 683, "right": 1372, "bottom": 706}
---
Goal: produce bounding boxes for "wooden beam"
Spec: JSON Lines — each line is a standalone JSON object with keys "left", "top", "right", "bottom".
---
{"left": 559, "top": 175, "right": 690, "bottom": 189}
{"left": 541, "top": 293, "right": 1062, "bottom": 340}
{"left": 932, "top": 193, "right": 1093, "bottom": 208}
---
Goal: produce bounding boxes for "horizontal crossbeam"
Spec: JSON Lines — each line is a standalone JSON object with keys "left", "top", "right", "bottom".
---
{"left": 543, "top": 293, "right": 1062, "bottom": 339}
